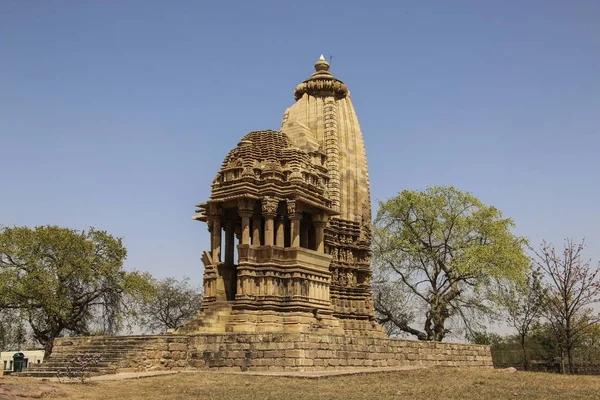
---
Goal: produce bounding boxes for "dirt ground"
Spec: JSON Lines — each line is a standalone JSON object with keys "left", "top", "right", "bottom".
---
{"left": 2, "top": 367, "right": 600, "bottom": 400}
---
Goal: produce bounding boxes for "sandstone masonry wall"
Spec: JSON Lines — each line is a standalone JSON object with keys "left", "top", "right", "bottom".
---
{"left": 47, "top": 333, "right": 492, "bottom": 374}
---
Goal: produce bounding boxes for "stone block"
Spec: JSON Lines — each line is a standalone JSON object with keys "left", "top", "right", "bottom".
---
{"left": 285, "top": 350, "right": 303, "bottom": 358}
{"left": 283, "top": 358, "right": 296, "bottom": 367}
{"left": 296, "top": 358, "right": 314, "bottom": 366}
{"left": 147, "top": 351, "right": 162, "bottom": 360}
{"left": 168, "top": 343, "right": 188, "bottom": 352}
{"left": 190, "top": 360, "right": 205, "bottom": 367}
{"left": 316, "top": 350, "right": 332, "bottom": 358}
{"left": 261, "top": 358, "right": 275, "bottom": 366}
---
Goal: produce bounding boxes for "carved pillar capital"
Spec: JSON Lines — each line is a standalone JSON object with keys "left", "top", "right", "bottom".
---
{"left": 286, "top": 199, "right": 297, "bottom": 215}
{"left": 288, "top": 212, "right": 302, "bottom": 221}
{"left": 237, "top": 198, "right": 254, "bottom": 214}
{"left": 238, "top": 209, "right": 254, "bottom": 219}
{"left": 312, "top": 213, "right": 328, "bottom": 226}
{"left": 261, "top": 196, "right": 279, "bottom": 218}
{"left": 207, "top": 202, "right": 221, "bottom": 217}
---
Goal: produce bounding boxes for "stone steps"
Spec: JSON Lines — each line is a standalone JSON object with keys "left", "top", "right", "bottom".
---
{"left": 16, "top": 367, "right": 117, "bottom": 378}
{"left": 16, "top": 335, "right": 189, "bottom": 378}
{"left": 53, "top": 347, "right": 143, "bottom": 353}
{"left": 178, "top": 303, "right": 231, "bottom": 333}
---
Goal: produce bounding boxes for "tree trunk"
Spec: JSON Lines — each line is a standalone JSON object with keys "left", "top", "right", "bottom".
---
{"left": 38, "top": 329, "right": 61, "bottom": 360}
{"left": 566, "top": 345, "right": 574, "bottom": 374}
{"left": 424, "top": 305, "right": 448, "bottom": 342}
{"left": 520, "top": 334, "right": 528, "bottom": 371}
{"left": 43, "top": 340, "right": 54, "bottom": 360}
{"left": 559, "top": 347, "right": 565, "bottom": 374}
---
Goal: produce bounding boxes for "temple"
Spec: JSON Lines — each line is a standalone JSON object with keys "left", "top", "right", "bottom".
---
{"left": 180, "top": 56, "right": 384, "bottom": 337}
{"left": 21, "top": 57, "right": 493, "bottom": 377}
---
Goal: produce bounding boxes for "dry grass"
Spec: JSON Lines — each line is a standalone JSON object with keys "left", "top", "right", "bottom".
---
{"left": 4, "top": 367, "right": 600, "bottom": 400}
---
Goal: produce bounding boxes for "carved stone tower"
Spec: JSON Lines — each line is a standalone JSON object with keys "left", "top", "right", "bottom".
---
{"left": 281, "top": 56, "right": 380, "bottom": 335}
{"left": 180, "top": 57, "right": 383, "bottom": 337}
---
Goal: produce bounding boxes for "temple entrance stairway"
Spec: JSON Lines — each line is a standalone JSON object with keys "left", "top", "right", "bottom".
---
{"left": 177, "top": 302, "right": 232, "bottom": 333}
{"left": 13, "top": 335, "right": 189, "bottom": 378}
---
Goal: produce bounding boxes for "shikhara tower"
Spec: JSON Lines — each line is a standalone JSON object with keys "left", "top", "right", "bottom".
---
{"left": 181, "top": 56, "right": 384, "bottom": 337}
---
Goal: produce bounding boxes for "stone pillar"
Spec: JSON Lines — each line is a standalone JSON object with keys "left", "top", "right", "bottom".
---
{"left": 237, "top": 199, "right": 253, "bottom": 246}
{"left": 264, "top": 215, "right": 275, "bottom": 245}
{"left": 225, "top": 219, "right": 235, "bottom": 265}
{"left": 312, "top": 214, "right": 327, "bottom": 253}
{"left": 289, "top": 214, "right": 301, "bottom": 248}
{"left": 211, "top": 217, "right": 222, "bottom": 262}
{"left": 252, "top": 216, "right": 262, "bottom": 246}
{"left": 287, "top": 200, "right": 301, "bottom": 248}
{"left": 275, "top": 216, "right": 285, "bottom": 247}
{"left": 239, "top": 211, "right": 252, "bottom": 245}
{"left": 300, "top": 223, "right": 309, "bottom": 249}
{"left": 261, "top": 197, "right": 279, "bottom": 246}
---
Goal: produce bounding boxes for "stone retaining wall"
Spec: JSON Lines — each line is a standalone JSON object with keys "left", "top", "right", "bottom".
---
{"left": 187, "top": 333, "right": 492, "bottom": 371}
{"left": 51, "top": 333, "right": 491, "bottom": 373}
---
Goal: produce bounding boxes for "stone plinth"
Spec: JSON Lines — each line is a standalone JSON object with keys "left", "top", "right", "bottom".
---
{"left": 188, "top": 333, "right": 493, "bottom": 371}
{"left": 27, "top": 333, "right": 492, "bottom": 376}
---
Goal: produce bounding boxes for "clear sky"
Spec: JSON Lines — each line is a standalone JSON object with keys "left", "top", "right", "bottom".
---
{"left": 1, "top": 1, "right": 599, "bottom": 285}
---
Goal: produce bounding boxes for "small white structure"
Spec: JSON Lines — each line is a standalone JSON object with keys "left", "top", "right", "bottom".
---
{"left": 1, "top": 350, "right": 44, "bottom": 371}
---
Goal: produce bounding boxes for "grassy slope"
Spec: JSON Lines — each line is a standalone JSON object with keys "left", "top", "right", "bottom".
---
{"left": 5, "top": 367, "right": 600, "bottom": 400}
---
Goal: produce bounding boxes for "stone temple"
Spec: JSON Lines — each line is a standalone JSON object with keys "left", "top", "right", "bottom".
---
{"left": 21, "top": 57, "right": 492, "bottom": 377}
{"left": 179, "top": 55, "right": 385, "bottom": 337}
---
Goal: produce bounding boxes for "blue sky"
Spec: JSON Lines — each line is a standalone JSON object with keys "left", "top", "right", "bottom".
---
{"left": 1, "top": 1, "right": 599, "bottom": 285}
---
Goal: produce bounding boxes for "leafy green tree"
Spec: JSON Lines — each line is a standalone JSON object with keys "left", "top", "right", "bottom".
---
{"left": 0, "top": 309, "right": 28, "bottom": 351}
{"left": 468, "top": 330, "right": 504, "bottom": 347}
{"left": 529, "top": 322, "right": 561, "bottom": 361}
{"left": 372, "top": 186, "right": 530, "bottom": 341}
{"left": 137, "top": 277, "right": 203, "bottom": 333}
{"left": 576, "top": 323, "right": 600, "bottom": 364}
{"left": 498, "top": 268, "right": 547, "bottom": 370}
{"left": 0, "top": 225, "right": 150, "bottom": 358}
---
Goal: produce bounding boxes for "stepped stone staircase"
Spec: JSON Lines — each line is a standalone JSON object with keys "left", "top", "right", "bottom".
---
{"left": 177, "top": 302, "right": 232, "bottom": 333}
{"left": 14, "top": 335, "right": 189, "bottom": 378}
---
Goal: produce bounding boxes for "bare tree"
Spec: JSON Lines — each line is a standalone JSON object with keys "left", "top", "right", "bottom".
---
{"left": 532, "top": 239, "right": 600, "bottom": 373}
{"left": 372, "top": 264, "right": 422, "bottom": 339}
{"left": 138, "top": 277, "right": 203, "bottom": 333}
{"left": 498, "top": 268, "right": 546, "bottom": 370}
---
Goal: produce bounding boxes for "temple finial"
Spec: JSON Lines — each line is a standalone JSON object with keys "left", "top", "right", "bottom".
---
{"left": 315, "top": 55, "right": 330, "bottom": 72}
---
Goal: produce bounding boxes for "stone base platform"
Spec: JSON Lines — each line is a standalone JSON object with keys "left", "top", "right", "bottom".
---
{"left": 187, "top": 333, "right": 492, "bottom": 370}
{"left": 19, "top": 333, "right": 492, "bottom": 377}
